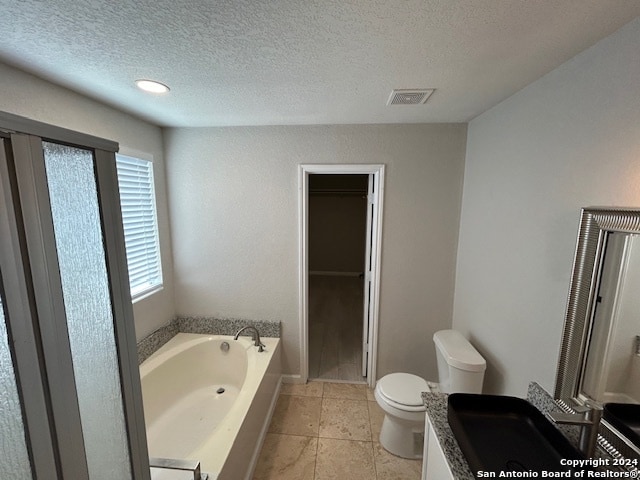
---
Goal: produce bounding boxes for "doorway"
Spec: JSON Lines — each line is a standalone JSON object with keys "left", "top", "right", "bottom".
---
{"left": 298, "top": 164, "right": 384, "bottom": 388}
{"left": 308, "top": 174, "right": 368, "bottom": 382}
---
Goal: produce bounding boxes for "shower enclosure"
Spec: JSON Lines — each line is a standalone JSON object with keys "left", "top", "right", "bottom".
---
{"left": 0, "top": 112, "right": 149, "bottom": 479}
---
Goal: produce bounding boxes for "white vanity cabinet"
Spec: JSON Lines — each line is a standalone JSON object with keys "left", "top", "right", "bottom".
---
{"left": 422, "top": 413, "right": 455, "bottom": 480}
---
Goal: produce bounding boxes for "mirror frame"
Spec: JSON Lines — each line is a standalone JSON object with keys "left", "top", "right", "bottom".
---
{"left": 555, "top": 206, "right": 640, "bottom": 458}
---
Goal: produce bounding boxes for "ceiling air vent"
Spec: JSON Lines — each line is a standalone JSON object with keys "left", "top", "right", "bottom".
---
{"left": 387, "top": 89, "right": 434, "bottom": 105}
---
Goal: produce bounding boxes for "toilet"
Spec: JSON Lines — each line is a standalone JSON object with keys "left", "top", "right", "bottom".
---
{"left": 374, "top": 329, "right": 486, "bottom": 459}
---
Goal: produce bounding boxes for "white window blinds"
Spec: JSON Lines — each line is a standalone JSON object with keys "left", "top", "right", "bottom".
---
{"left": 115, "top": 154, "right": 162, "bottom": 300}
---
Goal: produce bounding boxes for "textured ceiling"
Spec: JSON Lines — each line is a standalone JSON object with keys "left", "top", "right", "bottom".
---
{"left": 0, "top": 1, "right": 638, "bottom": 127}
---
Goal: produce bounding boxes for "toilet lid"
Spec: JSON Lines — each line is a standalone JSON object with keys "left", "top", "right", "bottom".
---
{"left": 378, "top": 373, "right": 428, "bottom": 407}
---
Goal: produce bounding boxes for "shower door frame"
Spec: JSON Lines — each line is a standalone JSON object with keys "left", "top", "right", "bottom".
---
{"left": 298, "top": 164, "right": 385, "bottom": 388}
{"left": 0, "top": 111, "right": 150, "bottom": 479}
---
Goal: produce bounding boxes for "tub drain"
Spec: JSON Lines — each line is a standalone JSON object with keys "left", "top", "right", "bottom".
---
{"left": 216, "top": 387, "right": 225, "bottom": 394}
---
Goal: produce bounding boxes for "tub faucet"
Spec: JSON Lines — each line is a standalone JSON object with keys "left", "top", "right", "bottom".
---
{"left": 547, "top": 400, "right": 602, "bottom": 458}
{"left": 234, "top": 326, "right": 266, "bottom": 352}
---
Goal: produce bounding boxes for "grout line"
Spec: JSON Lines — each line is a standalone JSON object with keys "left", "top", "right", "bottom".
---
{"left": 312, "top": 440, "right": 318, "bottom": 480}
{"left": 267, "top": 431, "right": 322, "bottom": 439}
{"left": 371, "top": 440, "right": 378, "bottom": 479}
{"left": 317, "top": 434, "right": 374, "bottom": 442}
{"left": 312, "top": 432, "right": 319, "bottom": 480}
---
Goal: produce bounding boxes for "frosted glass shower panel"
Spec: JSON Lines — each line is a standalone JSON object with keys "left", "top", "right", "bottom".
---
{"left": 42, "top": 142, "right": 131, "bottom": 479}
{"left": 0, "top": 291, "right": 32, "bottom": 479}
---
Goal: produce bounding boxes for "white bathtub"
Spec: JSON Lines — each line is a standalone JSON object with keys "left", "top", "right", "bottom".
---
{"left": 140, "top": 333, "right": 281, "bottom": 479}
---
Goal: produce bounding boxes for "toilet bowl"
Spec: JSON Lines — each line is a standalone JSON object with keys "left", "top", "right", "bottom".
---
{"left": 374, "top": 329, "right": 486, "bottom": 459}
{"left": 374, "top": 373, "right": 428, "bottom": 459}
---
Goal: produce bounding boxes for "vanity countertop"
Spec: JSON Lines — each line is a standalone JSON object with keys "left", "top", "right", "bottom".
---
{"left": 422, "top": 390, "right": 475, "bottom": 479}
{"left": 421, "top": 381, "right": 612, "bottom": 479}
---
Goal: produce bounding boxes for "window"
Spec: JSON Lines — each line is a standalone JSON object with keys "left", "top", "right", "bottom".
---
{"left": 115, "top": 153, "right": 162, "bottom": 300}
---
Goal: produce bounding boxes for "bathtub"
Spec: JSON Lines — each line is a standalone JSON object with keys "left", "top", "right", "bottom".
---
{"left": 140, "top": 333, "right": 281, "bottom": 479}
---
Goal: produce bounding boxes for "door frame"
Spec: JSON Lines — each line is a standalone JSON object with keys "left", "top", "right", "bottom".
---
{"left": 298, "top": 164, "right": 385, "bottom": 387}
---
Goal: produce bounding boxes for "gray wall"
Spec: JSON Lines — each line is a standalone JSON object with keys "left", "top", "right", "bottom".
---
{"left": 164, "top": 124, "right": 467, "bottom": 379}
{"left": 0, "top": 62, "right": 176, "bottom": 340}
{"left": 454, "top": 18, "right": 640, "bottom": 396}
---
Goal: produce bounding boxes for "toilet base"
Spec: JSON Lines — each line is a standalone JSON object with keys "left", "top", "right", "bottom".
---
{"left": 378, "top": 414, "right": 424, "bottom": 459}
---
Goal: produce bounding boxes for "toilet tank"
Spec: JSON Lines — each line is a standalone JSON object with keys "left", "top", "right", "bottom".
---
{"left": 433, "top": 330, "right": 486, "bottom": 394}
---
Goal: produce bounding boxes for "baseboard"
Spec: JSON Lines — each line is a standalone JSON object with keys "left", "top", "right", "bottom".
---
{"left": 244, "top": 376, "right": 282, "bottom": 480}
{"left": 281, "top": 374, "right": 305, "bottom": 384}
{"left": 309, "top": 271, "right": 362, "bottom": 277}
{"left": 308, "top": 377, "right": 368, "bottom": 385}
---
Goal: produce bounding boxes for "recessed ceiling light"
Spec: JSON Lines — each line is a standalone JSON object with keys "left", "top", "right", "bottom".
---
{"left": 135, "top": 79, "right": 170, "bottom": 94}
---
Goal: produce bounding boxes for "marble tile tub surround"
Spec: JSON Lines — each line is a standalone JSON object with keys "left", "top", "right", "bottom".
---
{"left": 137, "top": 321, "right": 179, "bottom": 364}
{"left": 422, "top": 382, "right": 616, "bottom": 479}
{"left": 137, "top": 316, "right": 281, "bottom": 364}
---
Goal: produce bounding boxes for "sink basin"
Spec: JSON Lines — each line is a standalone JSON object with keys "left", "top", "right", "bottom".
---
{"left": 448, "top": 393, "right": 587, "bottom": 478}
{"left": 604, "top": 403, "right": 640, "bottom": 448}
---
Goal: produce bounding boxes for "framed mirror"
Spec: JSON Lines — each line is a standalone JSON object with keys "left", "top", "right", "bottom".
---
{"left": 555, "top": 207, "right": 640, "bottom": 458}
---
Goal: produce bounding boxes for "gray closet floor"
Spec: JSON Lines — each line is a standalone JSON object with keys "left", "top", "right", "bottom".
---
{"left": 308, "top": 275, "right": 365, "bottom": 383}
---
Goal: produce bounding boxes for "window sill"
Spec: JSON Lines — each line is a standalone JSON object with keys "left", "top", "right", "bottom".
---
{"left": 132, "top": 285, "right": 164, "bottom": 304}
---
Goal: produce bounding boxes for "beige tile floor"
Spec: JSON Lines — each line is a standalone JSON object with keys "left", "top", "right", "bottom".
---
{"left": 253, "top": 381, "right": 422, "bottom": 480}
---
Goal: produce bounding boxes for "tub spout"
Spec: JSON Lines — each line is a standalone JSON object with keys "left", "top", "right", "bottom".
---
{"left": 234, "top": 326, "right": 266, "bottom": 352}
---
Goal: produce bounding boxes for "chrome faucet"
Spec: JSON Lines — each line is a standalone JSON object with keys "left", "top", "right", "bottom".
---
{"left": 234, "top": 326, "right": 266, "bottom": 352}
{"left": 547, "top": 400, "right": 602, "bottom": 458}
